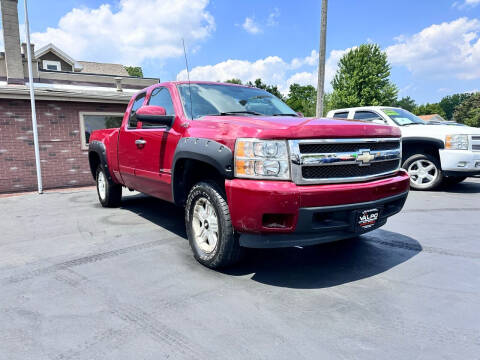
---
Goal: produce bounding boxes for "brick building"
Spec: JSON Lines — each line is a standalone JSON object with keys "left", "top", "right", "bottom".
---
{"left": 0, "top": 0, "right": 158, "bottom": 193}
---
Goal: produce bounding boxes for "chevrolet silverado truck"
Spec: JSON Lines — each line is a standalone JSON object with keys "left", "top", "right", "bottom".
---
{"left": 327, "top": 107, "right": 480, "bottom": 190}
{"left": 88, "top": 82, "right": 410, "bottom": 268}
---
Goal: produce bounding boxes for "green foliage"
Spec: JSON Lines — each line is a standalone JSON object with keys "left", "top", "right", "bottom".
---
{"left": 246, "top": 78, "right": 285, "bottom": 100}
{"left": 453, "top": 92, "right": 480, "bottom": 127}
{"left": 125, "top": 66, "right": 143, "bottom": 77}
{"left": 414, "top": 103, "right": 446, "bottom": 118}
{"left": 331, "top": 44, "right": 398, "bottom": 108}
{"left": 285, "top": 84, "right": 317, "bottom": 117}
{"left": 393, "top": 96, "right": 417, "bottom": 113}
{"left": 225, "top": 78, "right": 243, "bottom": 84}
{"left": 439, "top": 93, "right": 473, "bottom": 120}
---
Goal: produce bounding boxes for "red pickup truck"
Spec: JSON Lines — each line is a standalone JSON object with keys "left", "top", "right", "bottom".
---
{"left": 88, "top": 81, "right": 410, "bottom": 268}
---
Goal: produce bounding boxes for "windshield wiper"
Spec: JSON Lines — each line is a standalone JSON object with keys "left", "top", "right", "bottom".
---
{"left": 208, "top": 111, "right": 264, "bottom": 116}
{"left": 271, "top": 113, "right": 299, "bottom": 117}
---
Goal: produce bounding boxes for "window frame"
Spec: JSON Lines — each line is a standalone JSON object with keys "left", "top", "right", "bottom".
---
{"left": 353, "top": 110, "right": 385, "bottom": 122}
{"left": 42, "top": 60, "right": 62, "bottom": 71}
{"left": 147, "top": 86, "right": 176, "bottom": 116}
{"left": 333, "top": 111, "right": 350, "bottom": 119}
{"left": 128, "top": 92, "right": 147, "bottom": 129}
{"left": 79, "top": 111, "right": 125, "bottom": 150}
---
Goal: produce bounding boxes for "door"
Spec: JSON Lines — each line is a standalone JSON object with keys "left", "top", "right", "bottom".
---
{"left": 118, "top": 92, "right": 147, "bottom": 189}
{"left": 130, "top": 86, "right": 180, "bottom": 201}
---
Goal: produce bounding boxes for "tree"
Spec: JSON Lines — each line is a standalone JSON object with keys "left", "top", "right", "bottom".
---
{"left": 246, "top": 78, "right": 285, "bottom": 100}
{"left": 453, "top": 92, "right": 480, "bottom": 127}
{"left": 285, "top": 84, "right": 317, "bottom": 117}
{"left": 414, "top": 103, "right": 446, "bottom": 118}
{"left": 125, "top": 66, "right": 143, "bottom": 77}
{"left": 225, "top": 78, "right": 243, "bottom": 84}
{"left": 331, "top": 44, "right": 398, "bottom": 108}
{"left": 394, "top": 96, "right": 417, "bottom": 113}
{"left": 439, "top": 93, "right": 473, "bottom": 120}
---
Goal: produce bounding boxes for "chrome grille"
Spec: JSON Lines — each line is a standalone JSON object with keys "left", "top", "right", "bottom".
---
{"left": 289, "top": 138, "right": 402, "bottom": 184}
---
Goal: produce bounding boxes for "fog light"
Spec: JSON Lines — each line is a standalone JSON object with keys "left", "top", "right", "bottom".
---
{"left": 262, "top": 214, "right": 293, "bottom": 229}
{"left": 457, "top": 162, "right": 467, "bottom": 168}
{"left": 475, "top": 161, "right": 480, "bottom": 168}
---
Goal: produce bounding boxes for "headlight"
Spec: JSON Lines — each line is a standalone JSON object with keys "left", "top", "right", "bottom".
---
{"left": 445, "top": 134, "right": 469, "bottom": 150}
{"left": 235, "top": 139, "right": 290, "bottom": 180}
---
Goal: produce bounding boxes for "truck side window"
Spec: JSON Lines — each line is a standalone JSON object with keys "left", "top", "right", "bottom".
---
{"left": 353, "top": 111, "right": 383, "bottom": 122}
{"left": 148, "top": 87, "right": 175, "bottom": 115}
{"left": 128, "top": 93, "right": 146, "bottom": 128}
{"left": 333, "top": 111, "right": 349, "bottom": 118}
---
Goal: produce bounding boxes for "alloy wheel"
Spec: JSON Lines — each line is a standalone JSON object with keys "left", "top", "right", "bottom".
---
{"left": 192, "top": 197, "right": 219, "bottom": 253}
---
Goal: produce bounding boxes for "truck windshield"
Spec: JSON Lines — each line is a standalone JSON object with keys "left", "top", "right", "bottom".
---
{"left": 177, "top": 83, "right": 297, "bottom": 119}
{"left": 382, "top": 108, "right": 426, "bottom": 126}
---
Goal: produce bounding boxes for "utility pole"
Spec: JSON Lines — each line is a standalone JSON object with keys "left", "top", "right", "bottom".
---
{"left": 24, "top": 0, "right": 43, "bottom": 193}
{"left": 315, "top": 0, "right": 328, "bottom": 117}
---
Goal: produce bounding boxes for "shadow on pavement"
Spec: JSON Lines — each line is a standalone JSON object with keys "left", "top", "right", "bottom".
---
{"left": 120, "top": 193, "right": 187, "bottom": 238}
{"left": 119, "top": 193, "right": 422, "bottom": 290}
{"left": 440, "top": 178, "right": 480, "bottom": 194}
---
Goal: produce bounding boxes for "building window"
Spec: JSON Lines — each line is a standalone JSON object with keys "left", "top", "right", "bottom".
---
{"left": 79, "top": 112, "right": 124, "bottom": 150}
{"left": 42, "top": 60, "right": 61, "bottom": 71}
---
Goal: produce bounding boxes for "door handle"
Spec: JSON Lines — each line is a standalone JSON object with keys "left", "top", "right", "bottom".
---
{"left": 135, "top": 139, "right": 146, "bottom": 148}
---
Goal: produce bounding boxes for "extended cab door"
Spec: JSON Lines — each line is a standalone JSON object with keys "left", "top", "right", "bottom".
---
{"left": 128, "top": 86, "right": 181, "bottom": 201}
{"left": 117, "top": 92, "right": 147, "bottom": 189}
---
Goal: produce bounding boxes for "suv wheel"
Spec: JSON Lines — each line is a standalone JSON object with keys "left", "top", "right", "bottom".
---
{"left": 403, "top": 154, "right": 443, "bottom": 190}
{"left": 96, "top": 165, "right": 122, "bottom": 207}
{"left": 185, "top": 181, "right": 242, "bottom": 269}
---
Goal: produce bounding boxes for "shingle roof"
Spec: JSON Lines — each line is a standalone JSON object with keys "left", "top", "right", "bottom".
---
{"left": 77, "top": 61, "right": 129, "bottom": 76}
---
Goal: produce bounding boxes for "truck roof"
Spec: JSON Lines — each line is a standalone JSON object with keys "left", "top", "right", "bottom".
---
{"left": 328, "top": 106, "right": 400, "bottom": 113}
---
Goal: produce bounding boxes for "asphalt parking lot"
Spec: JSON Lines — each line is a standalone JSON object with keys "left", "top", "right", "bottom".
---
{"left": 1, "top": 178, "right": 479, "bottom": 360}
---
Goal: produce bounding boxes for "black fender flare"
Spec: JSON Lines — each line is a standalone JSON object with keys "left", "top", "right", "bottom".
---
{"left": 401, "top": 137, "right": 445, "bottom": 163}
{"left": 402, "top": 137, "right": 445, "bottom": 149}
{"left": 88, "top": 140, "right": 114, "bottom": 183}
{"left": 171, "top": 137, "right": 234, "bottom": 204}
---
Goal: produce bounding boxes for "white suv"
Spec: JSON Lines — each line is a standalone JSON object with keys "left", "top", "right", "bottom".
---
{"left": 326, "top": 106, "right": 480, "bottom": 190}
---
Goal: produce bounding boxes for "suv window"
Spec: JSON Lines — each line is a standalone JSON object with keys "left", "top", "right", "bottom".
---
{"left": 333, "top": 111, "right": 349, "bottom": 118}
{"left": 148, "top": 87, "right": 175, "bottom": 115}
{"left": 129, "top": 93, "right": 146, "bottom": 128}
{"left": 353, "top": 111, "right": 383, "bottom": 122}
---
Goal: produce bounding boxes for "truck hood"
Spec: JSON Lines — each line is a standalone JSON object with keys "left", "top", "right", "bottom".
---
{"left": 400, "top": 124, "right": 480, "bottom": 140}
{"left": 188, "top": 115, "right": 400, "bottom": 146}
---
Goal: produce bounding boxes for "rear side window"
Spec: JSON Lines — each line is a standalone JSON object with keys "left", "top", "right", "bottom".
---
{"left": 333, "top": 111, "right": 349, "bottom": 118}
{"left": 128, "top": 93, "right": 146, "bottom": 128}
{"left": 353, "top": 111, "right": 383, "bottom": 121}
{"left": 148, "top": 87, "right": 175, "bottom": 115}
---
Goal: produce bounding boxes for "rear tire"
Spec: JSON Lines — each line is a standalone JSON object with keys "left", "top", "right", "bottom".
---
{"left": 185, "top": 181, "right": 242, "bottom": 269}
{"left": 96, "top": 165, "right": 122, "bottom": 207}
{"left": 402, "top": 154, "right": 443, "bottom": 191}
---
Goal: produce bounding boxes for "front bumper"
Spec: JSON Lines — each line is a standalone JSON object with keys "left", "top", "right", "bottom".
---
{"left": 225, "top": 170, "right": 410, "bottom": 248}
{"left": 440, "top": 149, "right": 480, "bottom": 176}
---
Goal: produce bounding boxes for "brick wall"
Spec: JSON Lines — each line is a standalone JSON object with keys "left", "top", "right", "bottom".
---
{"left": 0, "top": 99, "right": 126, "bottom": 193}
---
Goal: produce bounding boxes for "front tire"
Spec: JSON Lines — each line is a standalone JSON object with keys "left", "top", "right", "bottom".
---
{"left": 403, "top": 154, "right": 443, "bottom": 190}
{"left": 96, "top": 165, "right": 122, "bottom": 207}
{"left": 185, "top": 181, "right": 242, "bottom": 269}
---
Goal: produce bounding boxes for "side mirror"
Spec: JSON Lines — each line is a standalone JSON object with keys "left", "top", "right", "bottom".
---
{"left": 372, "top": 118, "right": 387, "bottom": 125}
{"left": 135, "top": 105, "right": 174, "bottom": 128}
{"left": 296, "top": 112, "right": 304, "bottom": 117}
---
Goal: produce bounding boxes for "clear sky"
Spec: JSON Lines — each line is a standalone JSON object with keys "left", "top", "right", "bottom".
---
{"left": 11, "top": 0, "right": 480, "bottom": 104}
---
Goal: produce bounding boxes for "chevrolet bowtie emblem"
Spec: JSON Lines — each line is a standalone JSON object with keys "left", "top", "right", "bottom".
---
{"left": 356, "top": 150, "right": 375, "bottom": 166}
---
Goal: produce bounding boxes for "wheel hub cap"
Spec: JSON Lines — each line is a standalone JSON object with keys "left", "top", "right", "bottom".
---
{"left": 408, "top": 159, "right": 438, "bottom": 187}
{"left": 98, "top": 171, "right": 106, "bottom": 200}
{"left": 192, "top": 197, "right": 219, "bottom": 253}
